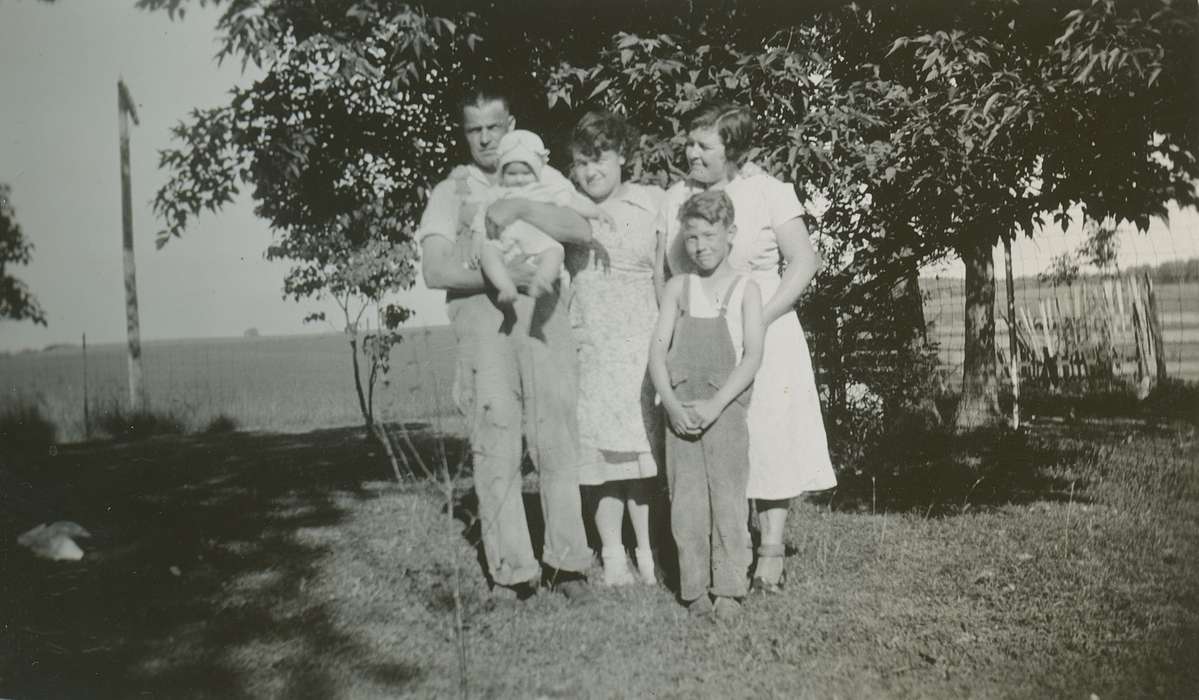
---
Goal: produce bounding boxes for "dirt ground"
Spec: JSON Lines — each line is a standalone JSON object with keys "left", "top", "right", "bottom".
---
{"left": 2, "top": 418, "right": 1197, "bottom": 698}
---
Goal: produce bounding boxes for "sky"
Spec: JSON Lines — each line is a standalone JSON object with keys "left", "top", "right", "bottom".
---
{"left": 0, "top": 1, "right": 1195, "bottom": 353}
{"left": 0, "top": 0, "right": 447, "bottom": 353}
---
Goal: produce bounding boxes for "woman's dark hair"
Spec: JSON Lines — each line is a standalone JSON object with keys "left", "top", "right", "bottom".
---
{"left": 569, "top": 110, "right": 640, "bottom": 161}
{"left": 687, "top": 102, "right": 755, "bottom": 166}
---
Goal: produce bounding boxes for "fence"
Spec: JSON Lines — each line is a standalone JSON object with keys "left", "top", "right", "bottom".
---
{"left": 923, "top": 276, "right": 1198, "bottom": 386}
{"left": 4, "top": 250, "right": 1196, "bottom": 444}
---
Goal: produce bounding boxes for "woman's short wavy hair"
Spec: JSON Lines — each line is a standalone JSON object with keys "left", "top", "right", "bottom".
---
{"left": 569, "top": 110, "right": 640, "bottom": 162}
{"left": 687, "top": 102, "right": 755, "bottom": 166}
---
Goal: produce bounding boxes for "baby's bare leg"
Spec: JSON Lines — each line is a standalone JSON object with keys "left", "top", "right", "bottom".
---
{"left": 480, "top": 243, "right": 519, "bottom": 304}
{"left": 530, "top": 246, "right": 565, "bottom": 298}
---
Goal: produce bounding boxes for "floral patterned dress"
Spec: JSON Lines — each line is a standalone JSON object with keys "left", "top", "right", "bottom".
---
{"left": 572, "top": 183, "right": 665, "bottom": 485}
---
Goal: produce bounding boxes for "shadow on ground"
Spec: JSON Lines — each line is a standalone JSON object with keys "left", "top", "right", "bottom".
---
{"left": 0, "top": 424, "right": 466, "bottom": 699}
{"left": 815, "top": 419, "right": 1114, "bottom": 516}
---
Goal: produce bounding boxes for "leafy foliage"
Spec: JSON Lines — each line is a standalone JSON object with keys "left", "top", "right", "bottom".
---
{"left": 145, "top": 0, "right": 1198, "bottom": 434}
{"left": 0, "top": 184, "right": 46, "bottom": 326}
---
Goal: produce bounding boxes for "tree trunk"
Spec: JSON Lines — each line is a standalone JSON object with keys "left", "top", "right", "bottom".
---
{"left": 896, "top": 247, "right": 928, "bottom": 344}
{"left": 954, "top": 235, "right": 1003, "bottom": 430}
{"left": 889, "top": 250, "right": 942, "bottom": 429}
{"left": 349, "top": 336, "right": 373, "bottom": 430}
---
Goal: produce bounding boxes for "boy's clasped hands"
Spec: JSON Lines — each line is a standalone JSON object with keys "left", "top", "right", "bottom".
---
{"left": 664, "top": 397, "right": 722, "bottom": 438}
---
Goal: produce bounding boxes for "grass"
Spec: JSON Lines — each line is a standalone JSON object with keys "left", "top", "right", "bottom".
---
{"left": 1, "top": 417, "right": 1196, "bottom": 698}
{"left": 0, "top": 401, "right": 57, "bottom": 452}
{"left": 203, "top": 413, "right": 240, "bottom": 435}
{"left": 93, "top": 402, "right": 187, "bottom": 441}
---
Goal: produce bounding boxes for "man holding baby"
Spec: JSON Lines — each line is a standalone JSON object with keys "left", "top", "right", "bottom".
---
{"left": 417, "top": 83, "right": 595, "bottom": 601}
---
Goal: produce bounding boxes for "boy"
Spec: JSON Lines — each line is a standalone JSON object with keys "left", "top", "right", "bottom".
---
{"left": 648, "top": 190, "right": 764, "bottom": 620}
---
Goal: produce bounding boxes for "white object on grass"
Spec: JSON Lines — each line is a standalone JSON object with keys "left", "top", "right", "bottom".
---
{"left": 17, "top": 521, "right": 92, "bottom": 561}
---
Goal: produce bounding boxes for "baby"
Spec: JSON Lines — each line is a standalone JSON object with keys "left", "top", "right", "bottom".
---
{"left": 472, "top": 129, "right": 612, "bottom": 303}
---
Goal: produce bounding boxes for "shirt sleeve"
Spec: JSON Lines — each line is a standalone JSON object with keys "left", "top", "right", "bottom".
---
{"left": 416, "top": 179, "right": 460, "bottom": 244}
{"left": 764, "top": 175, "right": 806, "bottom": 229}
{"left": 540, "top": 165, "right": 573, "bottom": 190}
{"left": 644, "top": 184, "right": 667, "bottom": 214}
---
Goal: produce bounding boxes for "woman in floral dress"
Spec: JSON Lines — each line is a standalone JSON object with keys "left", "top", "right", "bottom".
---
{"left": 569, "top": 111, "right": 665, "bottom": 586}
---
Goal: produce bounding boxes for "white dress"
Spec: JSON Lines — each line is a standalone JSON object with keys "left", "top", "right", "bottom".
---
{"left": 660, "top": 170, "right": 837, "bottom": 498}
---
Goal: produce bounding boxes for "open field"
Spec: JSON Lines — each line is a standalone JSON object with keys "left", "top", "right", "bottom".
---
{"left": 0, "top": 327, "right": 461, "bottom": 442}
{"left": 3, "top": 280, "right": 1194, "bottom": 443}
{"left": 1, "top": 418, "right": 1196, "bottom": 697}
{"left": 922, "top": 279, "right": 1199, "bottom": 381}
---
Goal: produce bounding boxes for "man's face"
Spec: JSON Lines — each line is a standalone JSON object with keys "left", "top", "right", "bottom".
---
{"left": 463, "top": 100, "right": 514, "bottom": 173}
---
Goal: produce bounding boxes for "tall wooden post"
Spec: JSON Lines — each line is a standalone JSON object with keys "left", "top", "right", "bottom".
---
{"left": 1143, "top": 273, "right": 1168, "bottom": 383}
{"left": 1003, "top": 235, "right": 1019, "bottom": 429}
{"left": 118, "top": 79, "right": 145, "bottom": 410}
{"left": 82, "top": 332, "right": 91, "bottom": 439}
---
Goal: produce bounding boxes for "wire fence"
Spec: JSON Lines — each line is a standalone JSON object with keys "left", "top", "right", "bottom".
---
{"left": 921, "top": 234, "right": 1198, "bottom": 395}
{"left": 2, "top": 237, "right": 1195, "bottom": 444}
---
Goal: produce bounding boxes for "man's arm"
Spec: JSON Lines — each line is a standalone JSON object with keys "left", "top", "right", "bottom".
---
{"left": 420, "top": 236, "right": 486, "bottom": 292}
{"left": 421, "top": 235, "right": 538, "bottom": 293}
{"left": 485, "top": 199, "right": 592, "bottom": 245}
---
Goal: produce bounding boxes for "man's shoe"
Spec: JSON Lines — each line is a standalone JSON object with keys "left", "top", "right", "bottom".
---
{"left": 713, "top": 596, "right": 742, "bottom": 621}
{"left": 551, "top": 573, "right": 595, "bottom": 603}
{"left": 686, "top": 595, "right": 713, "bottom": 618}
{"left": 491, "top": 579, "right": 539, "bottom": 602}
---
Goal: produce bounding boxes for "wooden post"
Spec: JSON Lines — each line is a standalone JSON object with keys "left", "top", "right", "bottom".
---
{"left": 118, "top": 79, "right": 144, "bottom": 410}
{"left": 82, "top": 332, "right": 90, "bottom": 439}
{"left": 1143, "top": 273, "right": 1168, "bottom": 383}
{"left": 1003, "top": 235, "right": 1019, "bottom": 429}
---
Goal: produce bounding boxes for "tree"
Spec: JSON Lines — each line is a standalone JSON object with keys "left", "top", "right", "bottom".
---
{"left": 147, "top": 2, "right": 462, "bottom": 438}
{"left": 0, "top": 183, "right": 46, "bottom": 326}
{"left": 144, "top": 0, "right": 1197, "bottom": 436}
{"left": 866, "top": 0, "right": 1198, "bottom": 428}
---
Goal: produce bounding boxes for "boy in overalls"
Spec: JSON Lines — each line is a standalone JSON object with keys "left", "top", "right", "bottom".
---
{"left": 648, "top": 191, "right": 765, "bottom": 619}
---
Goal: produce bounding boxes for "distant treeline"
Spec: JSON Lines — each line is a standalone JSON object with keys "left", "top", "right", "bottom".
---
{"left": 1006, "top": 256, "right": 1199, "bottom": 286}
{"left": 1123, "top": 257, "right": 1199, "bottom": 283}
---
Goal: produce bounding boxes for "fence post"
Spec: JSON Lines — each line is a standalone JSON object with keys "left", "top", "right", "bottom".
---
{"left": 1143, "top": 273, "right": 1168, "bottom": 384}
{"left": 82, "top": 332, "right": 90, "bottom": 440}
{"left": 1003, "top": 235, "right": 1019, "bottom": 429}
{"left": 118, "top": 78, "right": 145, "bottom": 411}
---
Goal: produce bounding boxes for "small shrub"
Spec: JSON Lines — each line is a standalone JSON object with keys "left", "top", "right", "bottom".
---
{"left": 204, "top": 414, "right": 239, "bottom": 434}
{"left": 0, "top": 402, "right": 57, "bottom": 452}
{"left": 96, "top": 403, "right": 186, "bottom": 441}
{"left": 1144, "top": 378, "right": 1199, "bottom": 424}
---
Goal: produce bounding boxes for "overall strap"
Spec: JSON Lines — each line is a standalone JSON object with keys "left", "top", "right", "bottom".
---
{"left": 679, "top": 273, "right": 692, "bottom": 315}
{"left": 717, "top": 275, "right": 743, "bottom": 318}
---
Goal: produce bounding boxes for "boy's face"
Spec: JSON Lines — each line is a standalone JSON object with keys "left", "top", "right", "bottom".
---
{"left": 501, "top": 161, "right": 537, "bottom": 187}
{"left": 681, "top": 216, "right": 733, "bottom": 272}
{"left": 462, "top": 99, "right": 514, "bottom": 173}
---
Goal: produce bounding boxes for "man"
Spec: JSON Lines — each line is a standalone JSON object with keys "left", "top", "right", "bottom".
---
{"left": 417, "top": 85, "right": 594, "bottom": 600}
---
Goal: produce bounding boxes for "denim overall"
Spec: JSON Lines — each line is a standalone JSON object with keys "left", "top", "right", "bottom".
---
{"left": 665, "top": 275, "right": 753, "bottom": 602}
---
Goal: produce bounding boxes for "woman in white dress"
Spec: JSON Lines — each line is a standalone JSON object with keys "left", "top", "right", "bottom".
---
{"left": 658, "top": 102, "right": 836, "bottom": 592}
